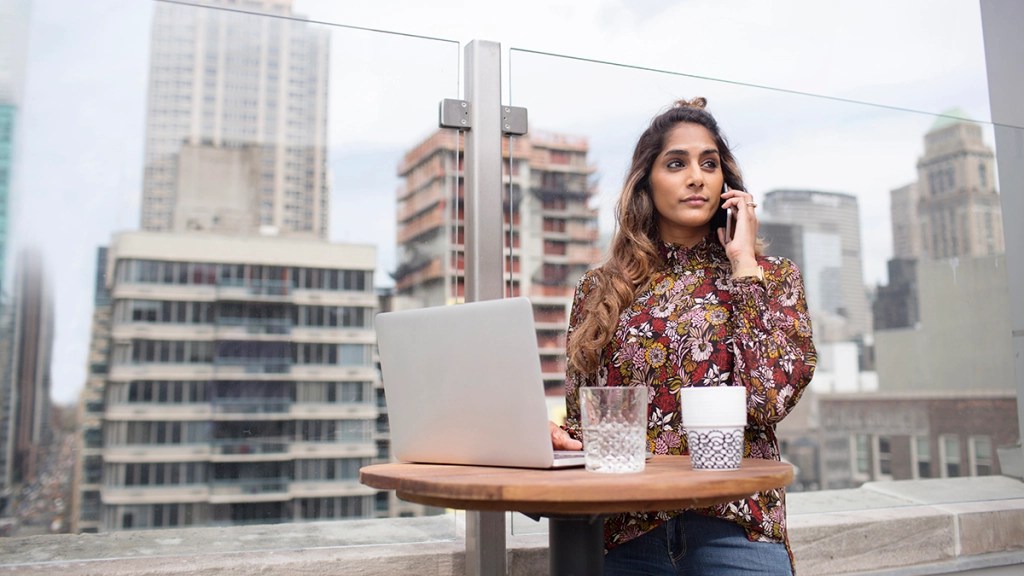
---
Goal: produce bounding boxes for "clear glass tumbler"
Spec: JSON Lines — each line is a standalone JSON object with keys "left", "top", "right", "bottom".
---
{"left": 580, "top": 386, "right": 648, "bottom": 473}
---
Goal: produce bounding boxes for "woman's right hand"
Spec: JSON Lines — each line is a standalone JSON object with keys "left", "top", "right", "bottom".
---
{"left": 549, "top": 421, "right": 583, "bottom": 451}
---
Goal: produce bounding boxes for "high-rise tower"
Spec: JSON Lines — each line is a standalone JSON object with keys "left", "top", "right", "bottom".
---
{"left": 915, "top": 112, "right": 1002, "bottom": 259}
{"left": 763, "top": 189, "right": 872, "bottom": 344}
{"left": 141, "top": 0, "right": 330, "bottom": 238}
{"left": 0, "top": 0, "right": 31, "bottom": 294}
{"left": 1, "top": 248, "right": 54, "bottom": 488}
{"left": 877, "top": 113, "right": 1003, "bottom": 332}
{"left": 890, "top": 182, "right": 921, "bottom": 260}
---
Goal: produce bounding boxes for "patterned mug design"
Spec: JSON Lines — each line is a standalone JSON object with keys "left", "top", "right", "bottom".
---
{"left": 687, "top": 427, "right": 743, "bottom": 470}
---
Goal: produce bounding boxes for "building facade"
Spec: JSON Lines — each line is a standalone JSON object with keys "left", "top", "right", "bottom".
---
{"left": 394, "top": 129, "right": 600, "bottom": 392}
{"left": 873, "top": 255, "right": 1013, "bottom": 393}
{"left": 70, "top": 248, "right": 112, "bottom": 533}
{"left": 1, "top": 249, "right": 54, "bottom": 488}
{"left": 889, "top": 182, "right": 921, "bottom": 260}
{"left": 871, "top": 258, "right": 919, "bottom": 331}
{"left": 762, "top": 189, "right": 872, "bottom": 344}
{"left": 778, "top": 391, "right": 1019, "bottom": 491}
{"left": 0, "top": 303, "right": 11, "bottom": 509}
{"left": 0, "top": 104, "right": 13, "bottom": 294}
{"left": 757, "top": 221, "right": 803, "bottom": 268}
{"left": 0, "top": 0, "right": 31, "bottom": 294}
{"left": 141, "top": 0, "right": 330, "bottom": 238}
{"left": 84, "top": 232, "right": 379, "bottom": 531}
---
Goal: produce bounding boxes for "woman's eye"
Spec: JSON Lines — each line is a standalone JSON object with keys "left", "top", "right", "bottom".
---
{"left": 667, "top": 160, "right": 683, "bottom": 169}
{"left": 702, "top": 160, "right": 718, "bottom": 169}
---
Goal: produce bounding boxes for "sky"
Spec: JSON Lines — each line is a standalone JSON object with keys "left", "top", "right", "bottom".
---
{"left": 8, "top": 0, "right": 997, "bottom": 404}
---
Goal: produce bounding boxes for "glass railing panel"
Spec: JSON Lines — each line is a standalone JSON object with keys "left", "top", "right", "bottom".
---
{"left": 506, "top": 41, "right": 1016, "bottom": 538}
{"left": 3, "top": 0, "right": 1018, "bottom": 567}
{"left": 4, "top": 0, "right": 460, "bottom": 554}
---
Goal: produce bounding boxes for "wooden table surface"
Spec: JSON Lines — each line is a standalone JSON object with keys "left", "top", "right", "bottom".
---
{"left": 360, "top": 455, "right": 793, "bottom": 515}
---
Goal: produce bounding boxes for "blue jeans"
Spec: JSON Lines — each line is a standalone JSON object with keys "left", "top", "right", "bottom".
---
{"left": 604, "top": 512, "right": 793, "bottom": 576}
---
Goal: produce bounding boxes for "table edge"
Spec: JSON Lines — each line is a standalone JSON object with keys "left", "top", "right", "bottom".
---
{"left": 361, "top": 457, "right": 793, "bottom": 515}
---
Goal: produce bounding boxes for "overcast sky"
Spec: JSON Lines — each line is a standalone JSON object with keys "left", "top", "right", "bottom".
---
{"left": 11, "top": 0, "right": 996, "bottom": 404}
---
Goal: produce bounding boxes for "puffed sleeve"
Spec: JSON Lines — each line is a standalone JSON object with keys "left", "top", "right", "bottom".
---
{"left": 729, "top": 256, "right": 816, "bottom": 426}
{"left": 562, "top": 269, "right": 601, "bottom": 441}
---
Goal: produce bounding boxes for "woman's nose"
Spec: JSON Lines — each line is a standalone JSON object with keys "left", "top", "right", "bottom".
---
{"left": 686, "top": 167, "right": 705, "bottom": 188}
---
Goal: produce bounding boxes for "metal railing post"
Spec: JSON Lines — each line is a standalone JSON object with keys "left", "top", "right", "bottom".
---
{"left": 462, "top": 38, "right": 508, "bottom": 576}
{"left": 463, "top": 39, "right": 505, "bottom": 304}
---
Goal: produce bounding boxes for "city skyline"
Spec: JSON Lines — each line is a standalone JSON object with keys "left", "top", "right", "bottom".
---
{"left": 9, "top": 0, "right": 998, "bottom": 404}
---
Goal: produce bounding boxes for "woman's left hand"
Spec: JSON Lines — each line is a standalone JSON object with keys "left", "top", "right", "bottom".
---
{"left": 549, "top": 421, "right": 583, "bottom": 451}
{"left": 717, "top": 187, "right": 760, "bottom": 273}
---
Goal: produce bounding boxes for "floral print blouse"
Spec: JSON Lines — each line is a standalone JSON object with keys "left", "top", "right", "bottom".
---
{"left": 563, "top": 235, "right": 817, "bottom": 567}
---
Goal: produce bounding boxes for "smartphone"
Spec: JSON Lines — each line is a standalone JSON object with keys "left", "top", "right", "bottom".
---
{"left": 712, "top": 183, "right": 731, "bottom": 243}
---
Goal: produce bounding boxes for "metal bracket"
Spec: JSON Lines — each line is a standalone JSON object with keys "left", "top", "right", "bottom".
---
{"left": 439, "top": 100, "right": 528, "bottom": 136}
{"left": 502, "top": 106, "right": 528, "bottom": 136}
{"left": 439, "top": 99, "right": 471, "bottom": 129}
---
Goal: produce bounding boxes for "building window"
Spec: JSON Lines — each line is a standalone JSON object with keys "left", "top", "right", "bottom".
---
{"left": 969, "top": 436, "right": 993, "bottom": 476}
{"left": 876, "top": 436, "right": 892, "bottom": 479}
{"left": 550, "top": 150, "right": 570, "bottom": 165}
{"left": 940, "top": 434, "right": 962, "bottom": 478}
{"left": 914, "top": 436, "right": 932, "bottom": 479}
{"left": 340, "top": 381, "right": 370, "bottom": 403}
{"left": 853, "top": 434, "right": 870, "bottom": 479}
{"left": 338, "top": 344, "right": 370, "bottom": 366}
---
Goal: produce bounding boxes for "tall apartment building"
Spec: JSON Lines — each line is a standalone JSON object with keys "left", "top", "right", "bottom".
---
{"left": 70, "top": 247, "right": 112, "bottom": 533}
{"left": 141, "top": 0, "right": 330, "bottom": 238}
{"left": 0, "top": 249, "right": 53, "bottom": 488}
{"left": 890, "top": 182, "right": 921, "bottom": 260}
{"left": 85, "top": 232, "right": 378, "bottom": 531}
{"left": 915, "top": 112, "right": 1003, "bottom": 260}
{"left": 0, "top": 0, "right": 31, "bottom": 294}
{"left": 0, "top": 303, "right": 11, "bottom": 510}
{"left": 395, "top": 130, "right": 600, "bottom": 392}
{"left": 874, "top": 181, "right": 924, "bottom": 332}
{"left": 762, "top": 189, "right": 872, "bottom": 344}
{"left": 0, "top": 105, "right": 13, "bottom": 297}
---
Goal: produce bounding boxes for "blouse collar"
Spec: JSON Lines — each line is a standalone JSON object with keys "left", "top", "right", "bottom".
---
{"left": 659, "top": 233, "right": 724, "bottom": 269}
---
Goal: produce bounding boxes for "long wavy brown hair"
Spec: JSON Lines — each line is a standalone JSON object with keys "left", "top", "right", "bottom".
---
{"left": 566, "top": 97, "right": 748, "bottom": 375}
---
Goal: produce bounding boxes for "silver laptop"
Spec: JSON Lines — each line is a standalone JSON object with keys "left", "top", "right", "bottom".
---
{"left": 374, "top": 297, "right": 585, "bottom": 469}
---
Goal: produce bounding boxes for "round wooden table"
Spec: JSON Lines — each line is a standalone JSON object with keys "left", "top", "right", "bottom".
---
{"left": 361, "top": 455, "right": 793, "bottom": 576}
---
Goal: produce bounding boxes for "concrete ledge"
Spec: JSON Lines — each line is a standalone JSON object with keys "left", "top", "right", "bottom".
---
{"left": 2, "top": 478, "right": 1023, "bottom": 575}
{"left": 789, "top": 505, "right": 957, "bottom": 573}
{"left": 789, "top": 476, "right": 1024, "bottom": 575}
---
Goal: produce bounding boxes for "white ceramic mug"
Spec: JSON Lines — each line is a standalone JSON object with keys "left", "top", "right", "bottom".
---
{"left": 679, "top": 386, "right": 746, "bottom": 470}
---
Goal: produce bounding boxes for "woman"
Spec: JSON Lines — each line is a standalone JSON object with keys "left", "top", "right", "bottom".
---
{"left": 550, "top": 97, "right": 817, "bottom": 575}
